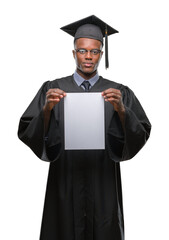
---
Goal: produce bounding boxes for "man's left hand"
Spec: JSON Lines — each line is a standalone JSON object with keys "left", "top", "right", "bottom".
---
{"left": 102, "top": 88, "right": 125, "bottom": 113}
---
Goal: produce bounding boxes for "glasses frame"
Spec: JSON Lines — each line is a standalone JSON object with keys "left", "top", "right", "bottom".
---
{"left": 75, "top": 48, "right": 102, "bottom": 56}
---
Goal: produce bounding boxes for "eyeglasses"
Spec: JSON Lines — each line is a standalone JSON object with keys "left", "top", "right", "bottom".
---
{"left": 75, "top": 48, "right": 102, "bottom": 56}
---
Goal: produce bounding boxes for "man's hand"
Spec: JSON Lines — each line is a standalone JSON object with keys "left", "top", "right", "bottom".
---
{"left": 102, "top": 88, "right": 125, "bottom": 113}
{"left": 102, "top": 88, "right": 125, "bottom": 128}
{"left": 43, "top": 88, "right": 66, "bottom": 133}
{"left": 43, "top": 88, "right": 67, "bottom": 112}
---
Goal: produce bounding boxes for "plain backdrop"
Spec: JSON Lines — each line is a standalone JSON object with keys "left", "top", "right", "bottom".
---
{"left": 0, "top": 0, "right": 169, "bottom": 239}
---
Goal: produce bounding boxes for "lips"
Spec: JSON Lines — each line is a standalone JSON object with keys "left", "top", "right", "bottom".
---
{"left": 83, "top": 62, "right": 94, "bottom": 67}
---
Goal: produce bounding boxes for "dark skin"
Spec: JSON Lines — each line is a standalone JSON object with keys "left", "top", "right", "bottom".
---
{"left": 72, "top": 38, "right": 103, "bottom": 80}
{"left": 43, "top": 38, "right": 125, "bottom": 132}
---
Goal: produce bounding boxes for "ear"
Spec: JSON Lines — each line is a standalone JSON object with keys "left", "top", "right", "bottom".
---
{"left": 100, "top": 51, "right": 103, "bottom": 59}
{"left": 72, "top": 50, "right": 75, "bottom": 59}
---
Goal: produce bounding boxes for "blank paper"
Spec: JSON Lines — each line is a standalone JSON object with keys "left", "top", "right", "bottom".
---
{"left": 64, "top": 92, "right": 105, "bottom": 150}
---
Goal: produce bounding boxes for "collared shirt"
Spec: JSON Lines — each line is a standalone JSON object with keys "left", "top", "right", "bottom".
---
{"left": 73, "top": 71, "right": 99, "bottom": 90}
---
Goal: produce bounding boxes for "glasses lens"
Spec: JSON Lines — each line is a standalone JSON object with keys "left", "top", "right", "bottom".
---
{"left": 77, "top": 49, "right": 87, "bottom": 54}
{"left": 76, "top": 49, "right": 101, "bottom": 55}
{"left": 91, "top": 49, "right": 101, "bottom": 55}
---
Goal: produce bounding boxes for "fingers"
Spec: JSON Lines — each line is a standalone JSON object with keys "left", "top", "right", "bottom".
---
{"left": 46, "top": 92, "right": 63, "bottom": 102}
{"left": 102, "top": 88, "right": 121, "bottom": 97}
{"left": 102, "top": 88, "right": 122, "bottom": 101}
{"left": 44, "top": 88, "right": 67, "bottom": 111}
{"left": 46, "top": 89, "right": 66, "bottom": 101}
{"left": 101, "top": 88, "right": 124, "bottom": 112}
{"left": 103, "top": 93, "right": 120, "bottom": 100}
{"left": 46, "top": 88, "right": 66, "bottom": 97}
{"left": 104, "top": 97, "right": 120, "bottom": 103}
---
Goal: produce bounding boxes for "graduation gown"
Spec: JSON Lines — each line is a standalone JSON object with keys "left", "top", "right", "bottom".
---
{"left": 18, "top": 75, "right": 151, "bottom": 240}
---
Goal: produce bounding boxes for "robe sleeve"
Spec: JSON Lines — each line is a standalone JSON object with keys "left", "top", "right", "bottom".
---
{"left": 107, "top": 85, "right": 151, "bottom": 162}
{"left": 17, "top": 81, "right": 62, "bottom": 162}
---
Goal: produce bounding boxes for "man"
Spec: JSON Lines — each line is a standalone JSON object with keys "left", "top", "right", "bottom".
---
{"left": 18, "top": 15, "right": 151, "bottom": 240}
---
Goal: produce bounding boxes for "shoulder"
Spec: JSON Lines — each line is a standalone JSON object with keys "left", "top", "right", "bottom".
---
{"left": 40, "top": 75, "right": 73, "bottom": 91}
{"left": 100, "top": 76, "right": 130, "bottom": 91}
{"left": 49, "top": 75, "right": 73, "bottom": 88}
{"left": 100, "top": 76, "right": 135, "bottom": 99}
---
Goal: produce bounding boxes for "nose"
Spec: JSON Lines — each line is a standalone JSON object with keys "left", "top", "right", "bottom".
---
{"left": 85, "top": 50, "right": 92, "bottom": 59}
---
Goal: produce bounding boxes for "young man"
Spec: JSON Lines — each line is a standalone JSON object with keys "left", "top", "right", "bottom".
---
{"left": 18, "top": 15, "right": 151, "bottom": 240}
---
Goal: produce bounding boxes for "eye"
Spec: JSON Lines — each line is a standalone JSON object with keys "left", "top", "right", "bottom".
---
{"left": 91, "top": 49, "right": 101, "bottom": 55}
{"left": 77, "top": 49, "right": 87, "bottom": 54}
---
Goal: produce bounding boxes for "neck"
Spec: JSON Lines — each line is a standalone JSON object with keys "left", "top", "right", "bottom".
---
{"left": 76, "top": 69, "right": 97, "bottom": 80}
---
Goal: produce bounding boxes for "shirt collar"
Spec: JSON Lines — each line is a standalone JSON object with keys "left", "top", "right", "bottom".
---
{"left": 73, "top": 71, "right": 99, "bottom": 87}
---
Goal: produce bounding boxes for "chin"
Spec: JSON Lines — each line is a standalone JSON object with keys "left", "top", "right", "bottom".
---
{"left": 77, "top": 66, "right": 97, "bottom": 77}
{"left": 82, "top": 68, "right": 96, "bottom": 75}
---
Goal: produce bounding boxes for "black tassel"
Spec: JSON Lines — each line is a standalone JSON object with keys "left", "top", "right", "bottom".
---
{"left": 105, "top": 27, "right": 109, "bottom": 69}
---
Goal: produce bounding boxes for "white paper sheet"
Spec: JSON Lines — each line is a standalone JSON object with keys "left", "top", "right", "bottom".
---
{"left": 64, "top": 92, "right": 105, "bottom": 150}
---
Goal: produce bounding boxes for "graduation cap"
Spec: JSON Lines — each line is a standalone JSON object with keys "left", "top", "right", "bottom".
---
{"left": 61, "top": 15, "right": 118, "bottom": 69}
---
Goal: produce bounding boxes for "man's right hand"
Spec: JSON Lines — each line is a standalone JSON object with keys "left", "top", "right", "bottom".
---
{"left": 43, "top": 88, "right": 67, "bottom": 112}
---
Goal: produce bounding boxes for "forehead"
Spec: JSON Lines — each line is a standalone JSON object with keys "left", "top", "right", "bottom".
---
{"left": 75, "top": 38, "right": 102, "bottom": 49}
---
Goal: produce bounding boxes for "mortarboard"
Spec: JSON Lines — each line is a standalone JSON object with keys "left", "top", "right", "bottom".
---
{"left": 61, "top": 15, "right": 118, "bottom": 69}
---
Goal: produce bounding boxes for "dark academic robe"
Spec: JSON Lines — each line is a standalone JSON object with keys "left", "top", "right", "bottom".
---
{"left": 18, "top": 75, "right": 151, "bottom": 240}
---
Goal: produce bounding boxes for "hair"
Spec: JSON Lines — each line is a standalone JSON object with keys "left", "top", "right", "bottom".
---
{"left": 74, "top": 38, "right": 104, "bottom": 49}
